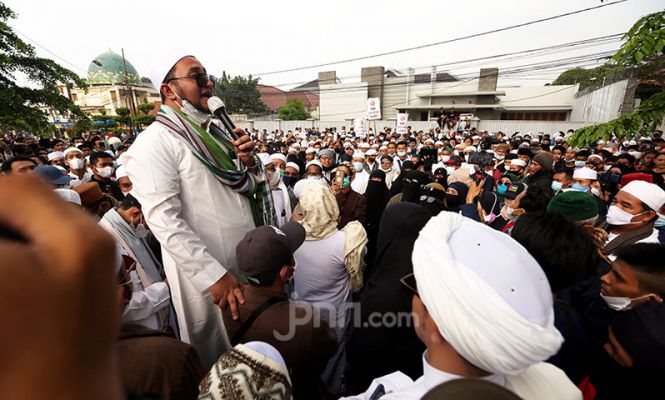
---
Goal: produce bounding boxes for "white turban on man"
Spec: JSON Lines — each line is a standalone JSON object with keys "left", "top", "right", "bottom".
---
{"left": 412, "top": 212, "right": 563, "bottom": 376}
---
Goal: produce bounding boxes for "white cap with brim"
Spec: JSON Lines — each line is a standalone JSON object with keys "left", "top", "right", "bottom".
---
{"left": 270, "top": 153, "right": 287, "bottom": 164}
{"left": 622, "top": 180, "right": 665, "bottom": 212}
{"left": 149, "top": 48, "right": 192, "bottom": 93}
{"left": 573, "top": 167, "right": 597, "bottom": 180}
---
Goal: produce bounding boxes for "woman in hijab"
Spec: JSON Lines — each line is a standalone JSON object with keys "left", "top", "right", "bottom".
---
{"left": 293, "top": 183, "right": 367, "bottom": 396}
{"left": 389, "top": 160, "right": 415, "bottom": 197}
{"left": 417, "top": 182, "right": 446, "bottom": 216}
{"left": 379, "top": 154, "right": 396, "bottom": 189}
{"left": 363, "top": 170, "right": 390, "bottom": 270}
{"left": 346, "top": 203, "right": 432, "bottom": 394}
{"left": 432, "top": 167, "right": 448, "bottom": 189}
{"left": 444, "top": 181, "right": 469, "bottom": 213}
{"left": 199, "top": 341, "right": 293, "bottom": 400}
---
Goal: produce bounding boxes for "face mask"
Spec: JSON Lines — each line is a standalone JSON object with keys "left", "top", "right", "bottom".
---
{"left": 445, "top": 166, "right": 455, "bottom": 175}
{"left": 495, "top": 155, "right": 505, "bottom": 161}
{"left": 571, "top": 183, "right": 590, "bottom": 193}
{"left": 574, "top": 160, "right": 586, "bottom": 168}
{"left": 397, "top": 151, "right": 407, "bottom": 158}
{"left": 307, "top": 175, "right": 322, "bottom": 181}
{"left": 600, "top": 293, "right": 653, "bottom": 311}
{"left": 497, "top": 184, "right": 508, "bottom": 195}
{"left": 591, "top": 187, "right": 601, "bottom": 197}
{"left": 564, "top": 158, "right": 575, "bottom": 163}
{"left": 353, "top": 162, "right": 364, "bottom": 172}
{"left": 381, "top": 167, "right": 392, "bottom": 173}
{"left": 170, "top": 84, "right": 211, "bottom": 126}
{"left": 551, "top": 181, "right": 563, "bottom": 192}
{"left": 654, "top": 215, "right": 665, "bottom": 228}
{"left": 68, "top": 158, "right": 84, "bottom": 170}
{"left": 134, "top": 219, "right": 149, "bottom": 239}
{"left": 606, "top": 205, "right": 647, "bottom": 226}
{"left": 96, "top": 166, "right": 113, "bottom": 179}
{"left": 282, "top": 175, "right": 297, "bottom": 187}
{"left": 269, "top": 170, "right": 281, "bottom": 187}
{"left": 506, "top": 206, "right": 521, "bottom": 221}
{"left": 604, "top": 165, "right": 611, "bottom": 172}
{"left": 342, "top": 177, "right": 350, "bottom": 188}
{"left": 440, "top": 155, "right": 450, "bottom": 163}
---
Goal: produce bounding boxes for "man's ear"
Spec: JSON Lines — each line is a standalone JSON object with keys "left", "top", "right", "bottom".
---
{"left": 160, "top": 83, "right": 178, "bottom": 102}
{"left": 278, "top": 265, "right": 290, "bottom": 281}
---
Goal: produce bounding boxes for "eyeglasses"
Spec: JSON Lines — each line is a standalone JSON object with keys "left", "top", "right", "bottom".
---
{"left": 400, "top": 273, "right": 418, "bottom": 296}
{"left": 167, "top": 73, "right": 213, "bottom": 88}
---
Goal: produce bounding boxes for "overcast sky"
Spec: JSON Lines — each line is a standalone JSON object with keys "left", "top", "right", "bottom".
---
{"left": 5, "top": 0, "right": 663, "bottom": 89}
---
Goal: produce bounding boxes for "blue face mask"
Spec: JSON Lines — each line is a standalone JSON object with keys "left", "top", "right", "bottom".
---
{"left": 571, "top": 183, "right": 590, "bottom": 193}
{"left": 551, "top": 181, "right": 563, "bottom": 192}
{"left": 655, "top": 215, "right": 665, "bottom": 228}
{"left": 497, "top": 184, "right": 508, "bottom": 195}
{"left": 343, "top": 177, "right": 350, "bottom": 188}
{"left": 574, "top": 160, "right": 586, "bottom": 168}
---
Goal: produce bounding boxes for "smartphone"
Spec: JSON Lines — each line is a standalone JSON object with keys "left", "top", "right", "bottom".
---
{"left": 335, "top": 169, "right": 344, "bottom": 184}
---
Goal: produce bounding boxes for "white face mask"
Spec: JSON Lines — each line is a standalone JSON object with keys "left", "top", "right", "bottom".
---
{"left": 590, "top": 187, "right": 601, "bottom": 197}
{"left": 495, "top": 155, "right": 505, "bottom": 161}
{"left": 353, "top": 162, "right": 364, "bottom": 172}
{"left": 440, "top": 155, "right": 450, "bottom": 163}
{"left": 170, "top": 84, "right": 211, "bottom": 126}
{"left": 96, "top": 166, "right": 113, "bottom": 179}
{"left": 600, "top": 293, "right": 653, "bottom": 311}
{"left": 606, "top": 205, "right": 646, "bottom": 226}
{"left": 68, "top": 158, "right": 84, "bottom": 170}
{"left": 505, "top": 206, "right": 520, "bottom": 221}
{"left": 268, "top": 169, "right": 281, "bottom": 187}
{"left": 397, "top": 151, "right": 407, "bottom": 158}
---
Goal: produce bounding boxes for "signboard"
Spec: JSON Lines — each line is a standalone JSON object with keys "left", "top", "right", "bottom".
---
{"left": 396, "top": 113, "right": 408, "bottom": 134}
{"left": 354, "top": 118, "right": 367, "bottom": 137}
{"left": 366, "top": 98, "right": 381, "bottom": 120}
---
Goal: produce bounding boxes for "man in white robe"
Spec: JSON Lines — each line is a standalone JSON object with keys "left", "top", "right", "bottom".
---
{"left": 342, "top": 212, "right": 581, "bottom": 400}
{"left": 122, "top": 49, "right": 260, "bottom": 368}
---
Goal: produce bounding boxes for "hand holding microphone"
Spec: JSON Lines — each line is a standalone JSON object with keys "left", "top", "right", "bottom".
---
{"left": 208, "top": 96, "right": 256, "bottom": 169}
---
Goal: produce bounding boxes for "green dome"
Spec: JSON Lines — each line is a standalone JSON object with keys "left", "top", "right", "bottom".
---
{"left": 87, "top": 50, "right": 141, "bottom": 85}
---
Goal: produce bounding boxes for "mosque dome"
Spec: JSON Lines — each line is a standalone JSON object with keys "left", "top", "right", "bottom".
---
{"left": 87, "top": 50, "right": 141, "bottom": 85}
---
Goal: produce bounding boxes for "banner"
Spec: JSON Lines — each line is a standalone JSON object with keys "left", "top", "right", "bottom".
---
{"left": 396, "top": 113, "right": 408, "bottom": 134}
{"left": 354, "top": 118, "right": 367, "bottom": 138}
{"left": 366, "top": 98, "right": 381, "bottom": 120}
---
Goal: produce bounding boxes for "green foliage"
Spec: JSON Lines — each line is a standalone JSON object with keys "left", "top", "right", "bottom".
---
{"left": 137, "top": 102, "right": 154, "bottom": 115}
{"left": 213, "top": 71, "right": 266, "bottom": 114}
{"left": 0, "top": 2, "right": 86, "bottom": 134}
{"left": 70, "top": 118, "right": 92, "bottom": 137}
{"left": 569, "top": 11, "right": 665, "bottom": 147}
{"left": 278, "top": 99, "right": 311, "bottom": 120}
{"left": 115, "top": 107, "right": 130, "bottom": 117}
{"left": 552, "top": 64, "right": 622, "bottom": 91}
{"left": 133, "top": 115, "right": 155, "bottom": 126}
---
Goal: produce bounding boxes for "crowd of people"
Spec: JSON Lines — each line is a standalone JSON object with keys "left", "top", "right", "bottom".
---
{"left": 1, "top": 50, "right": 664, "bottom": 400}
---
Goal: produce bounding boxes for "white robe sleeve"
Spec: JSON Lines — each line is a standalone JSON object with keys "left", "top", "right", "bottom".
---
{"left": 123, "top": 282, "right": 170, "bottom": 322}
{"left": 123, "top": 128, "right": 229, "bottom": 292}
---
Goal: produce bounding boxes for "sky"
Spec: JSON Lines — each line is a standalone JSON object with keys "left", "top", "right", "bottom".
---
{"left": 4, "top": 0, "right": 663, "bottom": 90}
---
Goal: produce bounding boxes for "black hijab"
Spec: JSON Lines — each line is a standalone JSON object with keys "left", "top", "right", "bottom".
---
{"left": 401, "top": 170, "right": 430, "bottom": 203}
{"left": 364, "top": 170, "right": 389, "bottom": 225}
{"left": 389, "top": 160, "right": 416, "bottom": 196}
{"left": 445, "top": 181, "right": 469, "bottom": 212}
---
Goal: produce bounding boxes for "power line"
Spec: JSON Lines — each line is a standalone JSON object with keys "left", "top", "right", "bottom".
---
{"left": 13, "top": 29, "right": 87, "bottom": 74}
{"left": 252, "top": 0, "right": 629, "bottom": 76}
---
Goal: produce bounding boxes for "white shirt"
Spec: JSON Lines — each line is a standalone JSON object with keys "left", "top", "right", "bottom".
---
{"left": 341, "top": 352, "right": 581, "bottom": 400}
{"left": 68, "top": 170, "right": 92, "bottom": 188}
{"left": 351, "top": 170, "right": 370, "bottom": 195}
{"left": 606, "top": 228, "right": 659, "bottom": 261}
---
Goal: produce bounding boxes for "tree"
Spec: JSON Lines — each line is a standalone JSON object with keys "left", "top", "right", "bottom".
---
{"left": 213, "top": 71, "right": 266, "bottom": 114}
{"left": 553, "top": 64, "right": 622, "bottom": 91}
{"left": 137, "top": 101, "right": 154, "bottom": 115}
{"left": 278, "top": 99, "right": 311, "bottom": 120}
{"left": 0, "top": 2, "right": 86, "bottom": 134}
{"left": 113, "top": 107, "right": 130, "bottom": 125}
{"left": 569, "top": 11, "right": 665, "bottom": 147}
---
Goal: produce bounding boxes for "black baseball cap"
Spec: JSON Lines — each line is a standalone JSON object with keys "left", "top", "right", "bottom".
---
{"left": 504, "top": 183, "right": 527, "bottom": 200}
{"left": 235, "top": 221, "right": 306, "bottom": 285}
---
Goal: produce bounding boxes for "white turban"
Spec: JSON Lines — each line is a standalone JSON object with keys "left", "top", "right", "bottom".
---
{"left": 412, "top": 212, "right": 563, "bottom": 376}
{"left": 622, "top": 180, "right": 665, "bottom": 212}
{"left": 149, "top": 48, "right": 192, "bottom": 92}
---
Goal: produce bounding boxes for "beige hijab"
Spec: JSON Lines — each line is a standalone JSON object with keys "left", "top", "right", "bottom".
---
{"left": 299, "top": 183, "right": 368, "bottom": 292}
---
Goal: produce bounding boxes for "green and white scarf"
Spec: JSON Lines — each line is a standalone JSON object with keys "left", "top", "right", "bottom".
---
{"left": 155, "top": 105, "right": 273, "bottom": 227}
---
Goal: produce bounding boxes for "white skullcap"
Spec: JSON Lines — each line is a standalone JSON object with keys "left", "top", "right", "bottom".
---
{"left": 343, "top": 143, "right": 354, "bottom": 149}
{"left": 243, "top": 342, "right": 288, "bottom": 371}
{"left": 629, "top": 140, "right": 637, "bottom": 146}
{"left": 47, "top": 151, "right": 65, "bottom": 161}
{"left": 285, "top": 162, "right": 300, "bottom": 173}
{"left": 54, "top": 188, "right": 82, "bottom": 206}
{"left": 588, "top": 154, "right": 603, "bottom": 162}
{"left": 63, "top": 147, "right": 83, "bottom": 157}
{"left": 573, "top": 167, "right": 597, "bottom": 180}
{"left": 463, "top": 146, "right": 477, "bottom": 153}
{"left": 518, "top": 142, "right": 530, "bottom": 148}
{"left": 379, "top": 145, "right": 388, "bottom": 150}
{"left": 149, "top": 48, "right": 192, "bottom": 92}
{"left": 621, "top": 180, "right": 665, "bottom": 212}
{"left": 435, "top": 141, "right": 443, "bottom": 146}
{"left": 107, "top": 136, "right": 121, "bottom": 146}
{"left": 412, "top": 212, "right": 563, "bottom": 375}
{"left": 359, "top": 142, "right": 370, "bottom": 148}
{"left": 270, "top": 153, "right": 287, "bottom": 164}
{"left": 365, "top": 149, "right": 377, "bottom": 156}
{"left": 305, "top": 159, "right": 322, "bottom": 170}
{"left": 257, "top": 152, "right": 273, "bottom": 166}
{"left": 293, "top": 178, "right": 325, "bottom": 199}
{"left": 352, "top": 151, "right": 366, "bottom": 160}
{"left": 511, "top": 159, "right": 527, "bottom": 167}
{"left": 287, "top": 147, "right": 297, "bottom": 154}
{"left": 305, "top": 147, "right": 317, "bottom": 154}
{"left": 598, "top": 140, "right": 606, "bottom": 145}
{"left": 115, "top": 165, "right": 128, "bottom": 179}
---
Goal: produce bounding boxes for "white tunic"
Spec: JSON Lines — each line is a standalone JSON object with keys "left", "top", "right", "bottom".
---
{"left": 341, "top": 352, "right": 581, "bottom": 400}
{"left": 122, "top": 121, "right": 257, "bottom": 368}
{"left": 351, "top": 170, "right": 369, "bottom": 195}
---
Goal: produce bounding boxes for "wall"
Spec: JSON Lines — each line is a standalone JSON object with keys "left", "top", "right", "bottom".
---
{"left": 477, "top": 120, "right": 590, "bottom": 134}
{"left": 570, "top": 80, "right": 629, "bottom": 123}
{"left": 319, "top": 82, "right": 368, "bottom": 121}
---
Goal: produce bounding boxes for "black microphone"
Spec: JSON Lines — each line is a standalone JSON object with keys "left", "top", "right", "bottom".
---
{"left": 207, "top": 96, "right": 239, "bottom": 140}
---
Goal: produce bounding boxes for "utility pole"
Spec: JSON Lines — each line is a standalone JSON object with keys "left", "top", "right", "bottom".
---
{"left": 121, "top": 48, "right": 136, "bottom": 137}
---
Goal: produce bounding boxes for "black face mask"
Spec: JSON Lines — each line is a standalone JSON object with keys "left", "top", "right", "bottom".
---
{"left": 445, "top": 193, "right": 464, "bottom": 208}
{"left": 282, "top": 175, "right": 298, "bottom": 187}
